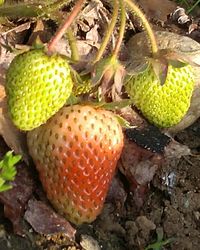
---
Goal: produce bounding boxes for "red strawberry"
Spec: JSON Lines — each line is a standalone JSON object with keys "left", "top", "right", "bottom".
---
{"left": 27, "top": 104, "right": 124, "bottom": 225}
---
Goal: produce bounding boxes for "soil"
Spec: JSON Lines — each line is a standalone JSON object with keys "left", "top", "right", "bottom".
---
{"left": 0, "top": 0, "right": 200, "bottom": 250}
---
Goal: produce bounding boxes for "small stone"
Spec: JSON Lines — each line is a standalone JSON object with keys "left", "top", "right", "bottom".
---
{"left": 80, "top": 235, "right": 101, "bottom": 250}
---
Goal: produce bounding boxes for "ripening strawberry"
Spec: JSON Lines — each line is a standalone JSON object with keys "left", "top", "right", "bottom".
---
{"left": 6, "top": 49, "right": 73, "bottom": 131}
{"left": 27, "top": 104, "right": 124, "bottom": 225}
{"left": 125, "top": 63, "right": 195, "bottom": 128}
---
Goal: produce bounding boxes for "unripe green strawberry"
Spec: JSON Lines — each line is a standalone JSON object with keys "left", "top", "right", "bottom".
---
{"left": 125, "top": 63, "right": 195, "bottom": 127}
{"left": 27, "top": 104, "right": 124, "bottom": 225}
{"left": 6, "top": 49, "right": 73, "bottom": 131}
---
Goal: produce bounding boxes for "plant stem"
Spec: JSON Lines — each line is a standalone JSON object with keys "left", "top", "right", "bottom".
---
{"left": 66, "top": 28, "right": 80, "bottom": 61}
{"left": 41, "top": 0, "right": 69, "bottom": 14}
{"left": 47, "top": 0, "right": 85, "bottom": 53}
{"left": 112, "top": 0, "right": 126, "bottom": 58}
{"left": 188, "top": 0, "right": 200, "bottom": 13}
{"left": 45, "top": 0, "right": 71, "bottom": 13}
{"left": 124, "top": 0, "right": 158, "bottom": 55}
{"left": 93, "top": 0, "right": 119, "bottom": 63}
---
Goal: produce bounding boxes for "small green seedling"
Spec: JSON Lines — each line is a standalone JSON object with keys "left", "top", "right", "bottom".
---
{"left": 145, "top": 228, "right": 175, "bottom": 250}
{"left": 0, "top": 151, "right": 21, "bottom": 192}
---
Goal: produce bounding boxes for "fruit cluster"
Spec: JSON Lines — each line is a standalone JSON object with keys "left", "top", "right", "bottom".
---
{"left": 6, "top": 49, "right": 124, "bottom": 224}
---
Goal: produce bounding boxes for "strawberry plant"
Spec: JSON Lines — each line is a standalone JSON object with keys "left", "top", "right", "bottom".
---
{"left": 2, "top": 0, "right": 197, "bottom": 228}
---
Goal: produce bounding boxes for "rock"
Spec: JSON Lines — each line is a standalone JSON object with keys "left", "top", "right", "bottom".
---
{"left": 80, "top": 235, "right": 101, "bottom": 250}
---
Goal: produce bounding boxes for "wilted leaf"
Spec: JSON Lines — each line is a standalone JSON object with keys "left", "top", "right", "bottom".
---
{"left": 151, "top": 58, "right": 168, "bottom": 86}
{"left": 164, "top": 139, "right": 191, "bottom": 160}
{"left": 24, "top": 199, "right": 76, "bottom": 239}
{"left": 92, "top": 56, "right": 126, "bottom": 100}
{"left": 119, "top": 126, "right": 170, "bottom": 206}
{"left": 106, "top": 175, "right": 127, "bottom": 209}
{"left": 169, "top": 7, "right": 190, "bottom": 24}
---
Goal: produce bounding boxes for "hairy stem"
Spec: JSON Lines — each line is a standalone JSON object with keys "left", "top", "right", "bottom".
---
{"left": 112, "top": 0, "right": 126, "bottom": 58}
{"left": 45, "top": 0, "right": 71, "bottom": 12}
{"left": 93, "top": 0, "right": 119, "bottom": 63}
{"left": 67, "top": 28, "right": 80, "bottom": 61}
{"left": 47, "top": 0, "right": 85, "bottom": 53}
{"left": 124, "top": 0, "right": 158, "bottom": 55}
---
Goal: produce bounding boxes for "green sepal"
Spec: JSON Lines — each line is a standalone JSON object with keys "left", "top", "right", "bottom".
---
{"left": 151, "top": 59, "right": 168, "bottom": 86}
{"left": 65, "top": 94, "right": 81, "bottom": 106}
{"left": 32, "top": 36, "right": 45, "bottom": 50}
{"left": 99, "top": 99, "right": 132, "bottom": 110}
{"left": 92, "top": 56, "right": 121, "bottom": 85}
{"left": 115, "top": 114, "right": 136, "bottom": 129}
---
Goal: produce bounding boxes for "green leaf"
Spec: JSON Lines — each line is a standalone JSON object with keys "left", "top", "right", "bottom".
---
{"left": 145, "top": 228, "right": 175, "bottom": 250}
{"left": 0, "top": 151, "right": 21, "bottom": 192}
{"left": 0, "top": 1, "right": 70, "bottom": 18}
{"left": 0, "top": 177, "right": 5, "bottom": 187}
{"left": 0, "top": 183, "right": 12, "bottom": 192}
{"left": 65, "top": 94, "right": 80, "bottom": 106}
{"left": 115, "top": 114, "right": 136, "bottom": 129}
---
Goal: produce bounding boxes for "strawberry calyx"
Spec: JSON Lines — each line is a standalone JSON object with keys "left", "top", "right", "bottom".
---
{"left": 125, "top": 47, "right": 198, "bottom": 88}
{"left": 91, "top": 56, "right": 126, "bottom": 101}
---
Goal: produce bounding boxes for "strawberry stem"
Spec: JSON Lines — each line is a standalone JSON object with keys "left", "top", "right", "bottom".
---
{"left": 124, "top": 0, "right": 158, "bottom": 55}
{"left": 112, "top": 0, "right": 126, "bottom": 58}
{"left": 47, "top": 0, "right": 85, "bottom": 53}
{"left": 66, "top": 28, "right": 80, "bottom": 61}
{"left": 93, "top": 0, "right": 119, "bottom": 64}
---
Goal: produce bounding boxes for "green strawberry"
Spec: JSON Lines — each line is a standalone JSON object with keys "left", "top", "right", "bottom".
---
{"left": 27, "top": 104, "right": 124, "bottom": 225}
{"left": 6, "top": 49, "right": 73, "bottom": 131}
{"left": 125, "top": 62, "right": 195, "bottom": 128}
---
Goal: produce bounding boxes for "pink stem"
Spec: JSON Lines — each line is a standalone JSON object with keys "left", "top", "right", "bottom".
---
{"left": 47, "top": 0, "right": 85, "bottom": 53}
